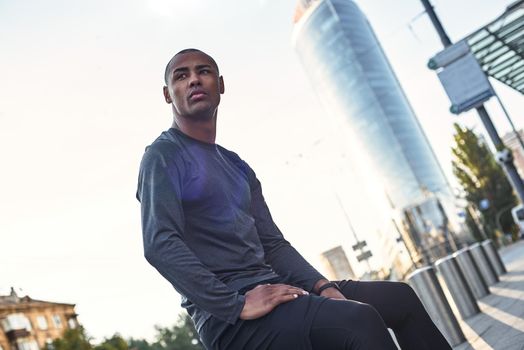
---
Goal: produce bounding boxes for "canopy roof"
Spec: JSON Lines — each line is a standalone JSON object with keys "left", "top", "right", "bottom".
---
{"left": 466, "top": 1, "right": 524, "bottom": 94}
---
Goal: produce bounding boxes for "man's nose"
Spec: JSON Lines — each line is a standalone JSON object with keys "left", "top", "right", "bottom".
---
{"left": 189, "top": 72, "right": 201, "bottom": 87}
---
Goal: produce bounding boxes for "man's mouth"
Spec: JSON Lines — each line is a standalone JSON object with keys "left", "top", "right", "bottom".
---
{"left": 189, "top": 90, "right": 207, "bottom": 100}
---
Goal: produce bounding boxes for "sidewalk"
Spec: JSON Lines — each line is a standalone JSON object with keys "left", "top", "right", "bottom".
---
{"left": 453, "top": 240, "right": 524, "bottom": 350}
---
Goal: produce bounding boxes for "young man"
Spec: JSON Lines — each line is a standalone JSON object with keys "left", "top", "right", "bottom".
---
{"left": 137, "top": 48, "right": 451, "bottom": 349}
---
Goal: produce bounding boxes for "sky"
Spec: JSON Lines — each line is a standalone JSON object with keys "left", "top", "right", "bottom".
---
{"left": 1, "top": 0, "right": 522, "bottom": 343}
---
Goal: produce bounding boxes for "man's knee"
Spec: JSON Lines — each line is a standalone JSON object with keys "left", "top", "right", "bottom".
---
{"left": 351, "top": 302, "right": 385, "bottom": 328}
{"left": 342, "top": 302, "right": 393, "bottom": 346}
{"left": 393, "top": 282, "right": 421, "bottom": 307}
{"left": 325, "top": 300, "right": 386, "bottom": 331}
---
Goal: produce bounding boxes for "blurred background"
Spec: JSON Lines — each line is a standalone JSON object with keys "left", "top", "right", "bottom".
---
{"left": 1, "top": 0, "right": 522, "bottom": 348}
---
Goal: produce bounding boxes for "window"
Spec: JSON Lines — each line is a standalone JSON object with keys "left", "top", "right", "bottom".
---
{"left": 52, "top": 314, "right": 63, "bottom": 329}
{"left": 67, "top": 318, "right": 77, "bottom": 329}
{"left": 36, "top": 315, "right": 48, "bottom": 330}
{"left": 1, "top": 313, "right": 32, "bottom": 331}
{"left": 16, "top": 340, "right": 39, "bottom": 350}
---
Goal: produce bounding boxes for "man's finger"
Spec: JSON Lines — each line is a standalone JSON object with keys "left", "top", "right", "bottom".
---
{"left": 272, "top": 293, "right": 300, "bottom": 306}
{"left": 270, "top": 284, "right": 307, "bottom": 294}
{"left": 288, "top": 287, "right": 308, "bottom": 295}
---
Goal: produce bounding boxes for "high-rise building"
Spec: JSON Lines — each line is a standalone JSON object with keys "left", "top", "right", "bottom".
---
{"left": 0, "top": 288, "right": 79, "bottom": 350}
{"left": 292, "top": 0, "right": 467, "bottom": 271}
{"left": 320, "top": 246, "right": 356, "bottom": 280}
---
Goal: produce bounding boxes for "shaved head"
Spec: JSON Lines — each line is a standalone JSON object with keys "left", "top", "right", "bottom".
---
{"left": 164, "top": 48, "right": 220, "bottom": 84}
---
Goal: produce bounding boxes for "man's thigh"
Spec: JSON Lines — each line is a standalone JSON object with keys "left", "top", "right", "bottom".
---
{"left": 337, "top": 280, "right": 415, "bottom": 328}
{"left": 216, "top": 294, "right": 327, "bottom": 350}
{"left": 216, "top": 291, "right": 396, "bottom": 350}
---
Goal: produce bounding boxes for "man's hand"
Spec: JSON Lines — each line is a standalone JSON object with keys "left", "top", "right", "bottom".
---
{"left": 314, "top": 279, "right": 346, "bottom": 300}
{"left": 239, "top": 283, "right": 308, "bottom": 320}
{"left": 320, "top": 287, "right": 346, "bottom": 300}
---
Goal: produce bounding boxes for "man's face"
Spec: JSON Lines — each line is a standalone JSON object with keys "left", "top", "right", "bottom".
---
{"left": 163, "top": 51, "right": 224, "bottom": 120}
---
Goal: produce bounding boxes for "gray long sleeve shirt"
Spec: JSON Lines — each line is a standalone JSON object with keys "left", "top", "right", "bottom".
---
{"left": 137, "top": 128, "right": 325, "bottom": 333}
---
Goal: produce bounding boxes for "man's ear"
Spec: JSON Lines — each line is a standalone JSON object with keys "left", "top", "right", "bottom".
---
{"left": 219, "top": 76, "right": 225, "bottom": 94}
{"left": 163, "top": 86, "right": 172, "bottom": 104}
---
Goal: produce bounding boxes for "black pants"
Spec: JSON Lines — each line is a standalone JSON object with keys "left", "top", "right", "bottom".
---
{"left": 205, "top": 280, "right": 451, "bottom": 350}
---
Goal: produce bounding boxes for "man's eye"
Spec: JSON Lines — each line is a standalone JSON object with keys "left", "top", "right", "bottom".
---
{"left": 200, "top": 69, "right": 210, "bottom": 74}
{"left": 175, "top": 73, "right": 187, "bottom": 80}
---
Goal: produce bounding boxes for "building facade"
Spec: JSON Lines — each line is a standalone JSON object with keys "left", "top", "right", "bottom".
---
{"left": 502, "top": 129, "right": 524, "bottom": 177}
{"left": 0, "top": 288, "right": 79, "bottom": 350}
{"left": 320, "top": 246, "right": 356, "bottom": 280}
{"left": 293, "top": 0, "right": 467, "bottom": 273}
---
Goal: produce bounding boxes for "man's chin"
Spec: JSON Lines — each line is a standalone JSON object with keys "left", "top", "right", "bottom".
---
{"left": 181, "top": 108, "right": 216, "bottom": 122}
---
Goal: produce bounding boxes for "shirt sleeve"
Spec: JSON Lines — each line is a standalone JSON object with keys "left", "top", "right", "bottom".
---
{"left": 244, "top": 162, "right": 326, "bottom": 292}
{"left": 137, "top": 144, "right": 245, "bottom": 324}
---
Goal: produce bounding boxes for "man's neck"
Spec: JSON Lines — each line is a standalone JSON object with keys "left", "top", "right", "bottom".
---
{"left": 172, "top": 116, "right": 217, "bottom": 144}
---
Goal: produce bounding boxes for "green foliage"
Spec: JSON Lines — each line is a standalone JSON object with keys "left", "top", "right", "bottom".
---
{"left": 94, "top": 334, "right": 128, "bottom": 350}
{"left": 46, "top": 327, "right": 92, "bottom": 350}
{"left": 149, "top": 314, "right": 203, "bottom": 350}
{"left": 48, "top": 313, "right": 202, "bottom": 350}
{"left": 127, "top": 313, "right": 202, "bottom": 350}
{"left": 452, "top": 123, "right": 517, "bottom": 238}
{"left": 127, "top": 338, "right": 162, "bottom": 350}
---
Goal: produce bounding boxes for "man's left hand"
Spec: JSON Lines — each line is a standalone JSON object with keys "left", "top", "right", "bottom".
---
{"left": 320, "top": 287, "right": 346, "bottom": 300}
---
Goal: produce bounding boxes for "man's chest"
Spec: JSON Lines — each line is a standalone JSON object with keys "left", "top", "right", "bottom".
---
{"left": 180, "top": 150, "right": 251, "bottom": 216}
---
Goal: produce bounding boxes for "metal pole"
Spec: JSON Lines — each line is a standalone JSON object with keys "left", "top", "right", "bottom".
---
{"left": 333, "top": 191, "right": 372, "bottom": 273}
{"left": 453, "top": 248, "right": 490, "bottom": 299}
{"left": 494, "top": 93, "right": 524, "bottom": 152}
{"left": 421, "top": 0, "right": 524, "bottom": 205}
{"left": 419, "top": 0, "right": 452, "bottom": 47}
{"left": 476, "top": 106, "right": 524, "bottom": 202}
{"left": 476, "top": 105, "right": 504, "bottom": 148}
{"left": 495, "top": 203, "right": 517, "bottom": 235}
{"left": 434, "top": 255, "right": 480, "bottom": 319}
{"left": 466, "top": 205, "right": 488, "bottom": 241}
{"left": 407, "top": 266, "right": 466, "bottom": 346}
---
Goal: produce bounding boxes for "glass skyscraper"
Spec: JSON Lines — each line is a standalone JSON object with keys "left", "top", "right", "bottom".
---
{"left": 293, "top": 0, "right": 467, "bottom": 272}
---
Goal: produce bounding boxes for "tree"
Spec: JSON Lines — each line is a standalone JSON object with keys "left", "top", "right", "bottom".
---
{"left": 127, "top": 313, "right": 203, "bottom": 350}
{"left": 127, "top": 338, "right": 162, "bottom": 350}
{"left": 452, "top": 123, "right": 517, "bottom": 240}
{"left": 153, "top": 314, "right": 203, "bottom": 350}
{"left": 47, "top": 329, "right": 131, "bottom": 350}
{"left": 46, "top": 327, "right": 92, "bottom": 350}
{"left": 47, "top": 314, "right": 202, "bottom": 350}
{"left": 94, "top": 334, "right": 128, "bottom": 350}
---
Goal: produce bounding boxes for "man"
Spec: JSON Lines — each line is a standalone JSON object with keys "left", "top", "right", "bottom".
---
{"left": 137, "top": 48, "right": 451, "bottom": 349}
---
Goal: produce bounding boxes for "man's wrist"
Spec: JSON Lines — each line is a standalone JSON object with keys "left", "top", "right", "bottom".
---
{"left": 318, "top": 282, "right": 342, "bottom": 294}
{"left": 313, "top": 279, "right": 330, "bottom": 294}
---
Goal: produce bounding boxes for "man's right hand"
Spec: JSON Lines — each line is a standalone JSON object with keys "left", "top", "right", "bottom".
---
{"left": 239, "top": 283, "right": 308, "bottom": 320}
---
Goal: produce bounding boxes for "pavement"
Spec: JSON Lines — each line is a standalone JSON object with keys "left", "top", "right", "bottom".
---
{"left": 453, "top": 240, "right": 524, "bottom": 350}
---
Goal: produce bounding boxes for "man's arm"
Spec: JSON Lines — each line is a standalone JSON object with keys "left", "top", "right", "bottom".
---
{"left": 138, "top": 145, "right": 245, "bottom": 324}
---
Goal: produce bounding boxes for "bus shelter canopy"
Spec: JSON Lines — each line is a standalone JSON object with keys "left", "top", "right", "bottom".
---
{"left": 466, "top": 0, "right": 524, "bottom": 94}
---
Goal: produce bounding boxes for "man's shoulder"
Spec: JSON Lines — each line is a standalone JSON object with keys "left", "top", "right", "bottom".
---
{"left": 139, "top": 129, "right": 187, "bottom": 168}
{"left": 217, "top": 145, "right": 257, "bottom": 181}
{"left": 217, "top": 144, "right": 242, "bottom": 163}
{"left": 144, "top": 129, "right": 184, "bottom": 155}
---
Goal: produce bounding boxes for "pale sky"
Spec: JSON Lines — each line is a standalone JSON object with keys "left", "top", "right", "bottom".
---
{"left": 1, "top": 0, "right": 522, "bottom": 342}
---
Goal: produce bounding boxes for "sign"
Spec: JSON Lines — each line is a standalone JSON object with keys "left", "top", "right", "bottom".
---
{"left": 357, "top": 250, "right": 372, "bottom": 262}
{"left": 429, "top": 41, "right": 494, "bottom": 114}
{"left": 352, "top": 240, "right": 367, "bottom": 251}
{"left": 437, "top": 53, "right": 494, "bottom": 114}
{"left": 428, "top": 40, "right": 470, "bottom": 69}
